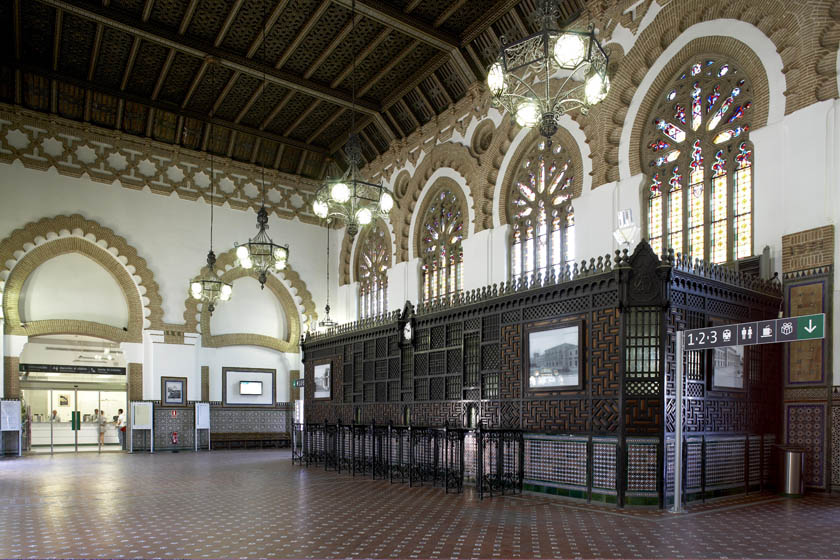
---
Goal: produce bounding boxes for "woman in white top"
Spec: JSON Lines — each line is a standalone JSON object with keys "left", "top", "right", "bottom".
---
{"left": 98, "top": 411, "right": 106, "bottom": 445}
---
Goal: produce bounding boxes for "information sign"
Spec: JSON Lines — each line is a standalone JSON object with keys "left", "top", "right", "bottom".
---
{"left": 292, "top": 378, "right": 305, "bottom": 388}
{"left": 683, "top": 314, "right": 824, "bottom": 350}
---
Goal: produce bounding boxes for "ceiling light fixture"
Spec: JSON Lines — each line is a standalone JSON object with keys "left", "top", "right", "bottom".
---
{"left": 312, "top": 0, "right": 394, "bottom": 239}
{"left": 487, "top": 0, "right": 610, "bottom": 138}
{"left": 189, "top": 59, "right": 232, "bottom": 314}
{"left": 234, "top": 6, "right": 289, "bottom": 288}
{"left": 318, "top": 223, "right": 337, "bottom": 330}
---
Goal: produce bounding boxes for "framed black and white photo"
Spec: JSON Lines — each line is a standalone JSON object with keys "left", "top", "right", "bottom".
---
{"left": 161, "top": 376, "right": 187, "bottom": 406}
{"left": 710, "top": 345, "right": 745, "bottom": 390}
{"left": 313, "top": 362, "right": 331, "bottom": 400}
{"left": 524, "top": 319, "right": 584, "bottom": 392}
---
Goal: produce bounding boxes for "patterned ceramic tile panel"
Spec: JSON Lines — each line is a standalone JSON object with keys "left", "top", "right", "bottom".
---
{"left": 592, "top": 438, "right": 617, "bottom": 491}
{"left": 763, "top": 434, "right": 775, "bottom": 484}
{"left": 686, "top": 438, "right": 702, "bottom": 490}
{"left": 705, "top": 438, "right": 745, "bottom": 488}
{"left": 626, "top": 439, "right": 658, "bottom": 494}
{"left": 749, "top": 435, "right": 761, "bottom": 485}
{"left": 833, "top": 406, "right": 840, "bottom": 488}
{"left": 524, "top": 436, "right": 587, "bottom": 488}
{"left": 665, "top": 439, "right": 674, "bottom": 493}
{"left": 786, "top": 403, "right": 826, "bottom": 488}
{"left": 210, "top": 405, "right": 292, "bottom": 434}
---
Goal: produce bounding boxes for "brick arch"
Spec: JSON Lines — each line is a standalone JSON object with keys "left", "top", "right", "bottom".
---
{"left": 182, "top": 248, "right": 317, "bottom": 350}
{"left": 627, "top": 38, "right": 770, "bottom": 178}
{"left": 394, "top": 143, "right": 479, "bottom": 263}
{"left": 2, "top": 237, "right": 144, "bottom": 343}
{"left": 411, "top": 176, "right": 470, "bottom": 264}
{"left": 0, "top": 214, "right": 164, "bottom": 333}
{"left": 496, "top": 126, "right": 585, "bottom": 228}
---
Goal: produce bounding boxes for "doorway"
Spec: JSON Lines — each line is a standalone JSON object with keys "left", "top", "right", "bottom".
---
{"left": 22, "top": 387, "right": 126, "bottom": 453}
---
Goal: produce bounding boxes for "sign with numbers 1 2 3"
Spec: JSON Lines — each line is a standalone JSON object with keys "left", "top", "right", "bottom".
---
{"left": 683, "top": 314, "right": 825, "bottom": 350}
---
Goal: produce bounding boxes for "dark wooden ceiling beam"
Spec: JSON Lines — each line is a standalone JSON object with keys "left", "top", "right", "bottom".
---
{"left": 141, "top": 0, "right": 154, "bottom": 22}
{"left": 274, "top": 0, "right": 330, "bottom": 70}
{"left": 120, "top": 36, "right": 141, "bottom": 91}
{"left": 178, "top": 0, "right": 199, "bottom": 34}
{"left": 36, "top": 0, "right": 380, "bottom": 114}
{"left": 383, "top": 108, "right": 405, "bottom": 138}
{"left": 151, "top": 48, "right": 175, "bottom": 100}
{"left": 330, "top": 0, "right": 475, "bottom": 83}
{"left": 459, "top": 0, "right": 519, "bottom": 45}
{"left": 381, "top": 50, "right": 448, "bottom": 110}
{"left": 357, "top": 39, "right": 418, "bottom": 98}
{"left": 296, "top": 151, "right": 308, "bottom": 175}
{"left": 259, "top": 89, "right": 295, "bottom": 130}
{"left": 400, "top": 98, "right": 420, "bottom": 128}
{"left": 304, "top": 13, "right": 360, "bottom": 80}
{"left": 87, "top": 22, "right": 103, "bottom": 81}
{"left": 403, "top": 0, "right": 422, "bottom": 14}
{"left": 358, "top": 128, "right": 377, "bottom": 156}
{"left": 284, "top": 99, "right": 321, "bottom": 137}
{"left": 52, "top": 8, "right": 63, "bottom": 71}
{"left": 371, "top": 114, "right": 395, "bottom": 143}
{"left": 234, "top": 81, "right": 266, "bottom": 124}
{"left": 180, "top": 58, "right": 208, "bottom": 108}
{"left": 273, "top": 144, "right": 286, "bottom": 169}
{"left": 9, "top": 60, "right": 328, "bottom": 154}
{"left": 210, "top": 70, "right": 240, "bottom": 116}
{"left": 214, "top": 0, "right": 243, "bottom": 47}
{"left": 430, "top": 72, "right": 453, "bottom": 106}
{"left": 307, "top": 107, "right": 345, "bottom": 144}
{"left": 329, "top": 27, "right": 390, "bottom": 89}
{"left": 246, "top": 0, "right": 291, "bottom": 58}
{"left": 434, "top": 0, "right": 467, "bottom": 28}
{"left": 413, "top": 86, "right": 434, "bottom": 117}
{"left": 13, "top": 0, "right": 21, "bottom": 60}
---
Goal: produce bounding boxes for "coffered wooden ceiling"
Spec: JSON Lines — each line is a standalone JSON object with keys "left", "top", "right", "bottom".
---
{"left": 1, "top": 0, "right": 584, "bottom": 181}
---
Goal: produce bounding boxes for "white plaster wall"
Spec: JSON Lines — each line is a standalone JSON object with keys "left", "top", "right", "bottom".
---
{"left": 202, "top": 345, "right": 294, "bottom": 403}
{"left": 387, "top": 259, "right": 422, "bottom": 311}
{"left": 19, "top": 253, "right": 129, "bottom": 328}
{"left": 209, "top": 276, "right": 287, "bottom": 339}
{"left": 146, "top": 335, "right": 200, "bottom": 402}
{"left": 0, "top": 162, "right": 328, "bottom": 329}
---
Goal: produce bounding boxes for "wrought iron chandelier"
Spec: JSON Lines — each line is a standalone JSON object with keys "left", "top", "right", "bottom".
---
{"left": 312, "top": 0, "right": 393, "bottom": 239}
{"left": 189, "top": 62, "right": 231, "bottom": 314}
{"left": 486, "top": 0, "right": 610, "bottom": 138}
{"left": 234, "top": 7, "right": 289, "bottom": 289}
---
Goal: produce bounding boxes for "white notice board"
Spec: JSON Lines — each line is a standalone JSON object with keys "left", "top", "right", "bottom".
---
{"left": 195, "top": 402, "right": 210, "bottom": 429}
{"left": 131, "top": 402, "right": 153, "bottom": 429}
{"left": 0, "top": 401, "right": 21, "bottom": 431}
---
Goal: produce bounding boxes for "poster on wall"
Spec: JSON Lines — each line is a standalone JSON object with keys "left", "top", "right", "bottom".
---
{"left": 313, "top": 363, "right": 331, "bottom": 399}
{"left": 58, "top": 395, "right": 69, "bottom": 406}
{"left": 526, "top": 322, "right": 583, "bottom": 391}
{"left": 161, "top": 377, "right": 188, "bottom": 406}
{"left": 710, "top": 345, "right": 745, "bottom": 390}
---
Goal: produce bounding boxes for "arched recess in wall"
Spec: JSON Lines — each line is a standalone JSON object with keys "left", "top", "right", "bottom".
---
{"left": 182, "top": 248, "right": 317, "bottom": 353}
{"left": 352, "top": 219, "right": 393, "bottom": 318}
{"left": 0, "top": 215, "right": 164, "bottom": 342}
{"left": 340, "top": 213, "right": 397, "bottom": 287}
{"left": 395, "top": 143, "right": 479, "bottom": 263}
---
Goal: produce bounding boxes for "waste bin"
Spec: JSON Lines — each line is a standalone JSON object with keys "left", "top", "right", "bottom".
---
{"left": 778, "top": 446, "right": 805, "bottom": 496}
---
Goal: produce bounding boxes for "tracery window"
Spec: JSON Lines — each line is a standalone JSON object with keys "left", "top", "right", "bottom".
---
{"left": 420, "top": 188, "right": 464, "bottom": 301}
{"left": 356, "top": 221, "right": 390, "bottom": 318}
{"left": 643, "top": 57, "right": 753, "bottom": 263}
{"left": 508, "top": 139, "right": 576, "bottom": 282}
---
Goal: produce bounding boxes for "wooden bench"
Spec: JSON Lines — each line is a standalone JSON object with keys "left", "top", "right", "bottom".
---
{"left": 210, "top": 432, "right": 291, "bottom": 449}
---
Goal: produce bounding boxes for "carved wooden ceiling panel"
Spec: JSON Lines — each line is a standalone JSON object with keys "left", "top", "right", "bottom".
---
{"left": 6, "top": 0, "right": 584, "bottom": 183}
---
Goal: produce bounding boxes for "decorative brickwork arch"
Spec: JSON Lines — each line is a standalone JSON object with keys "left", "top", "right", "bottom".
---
{"left": 2, "top": 237, "right": 144, "bottom": 343}
{"left": 0, "top": 214, "right": 163, "bottom": 336}
{"left": 182, "top": 248, "right": 317, "bottom": 352}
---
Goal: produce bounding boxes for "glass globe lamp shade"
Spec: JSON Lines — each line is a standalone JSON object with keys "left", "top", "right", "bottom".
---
{"left": 356, "top": 207, "right": 373, "bottom": 225}
{"left": 331, "top": 182, "right": 350, "bottom": 203}
{"left": 486, "top": 62, "right": 506, "bottom": 95}
{"left": 191, "top": 282, "right": 202, "bottom": 295}
{"left": 585, "top": 74, "right": 609, "bottom": 105}
{"left": 515, "top": 100, "right": 540, "bottom": 127}
{"left": 275, "top": 259, "right": 286, "bottom": 270}
{"left": 379, "top": 192, "right": 393, "bottom": 212}
{"left": 241, "top": 256, "right": 253, "bottom": 269}
{"left": 553, "top": 33, "right": 586, "bottom": 68}
{"left": 274, "top": 246, "right": 288, "bottom": 261}
{"left": 236, "top": 245, "right": 249, "bottom": 260}
{"left": 313, "top": 199, "right": 329, "bottom": 218}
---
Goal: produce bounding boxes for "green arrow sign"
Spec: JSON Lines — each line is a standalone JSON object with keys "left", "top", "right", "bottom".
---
{"left": 796, "top": 314, "right": 824, "bottom": 340}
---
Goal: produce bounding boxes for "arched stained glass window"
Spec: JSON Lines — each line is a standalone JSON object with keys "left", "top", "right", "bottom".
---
{"left": 643, "top": 57, "right": 753, "bottom": 263}
{"left": 420, "top": 188, "right": 464, "bottom": 301}
{"left": 356, "top": 221, "right": 390, "bottom": 318}
{"left": 508, "top": 139, "right": 576, "bottom": 282}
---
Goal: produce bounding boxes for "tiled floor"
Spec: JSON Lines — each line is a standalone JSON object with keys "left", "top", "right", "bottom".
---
{"left": 0, "top": 450, "right": 837, "bottom": 559}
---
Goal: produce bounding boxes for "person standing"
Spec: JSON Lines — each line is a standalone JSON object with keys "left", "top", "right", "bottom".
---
{"left": 98, "top": 410, "right": 106, "bottom": 446}
{"left": 116, "top": 409, "right": 126, "bottom": 450}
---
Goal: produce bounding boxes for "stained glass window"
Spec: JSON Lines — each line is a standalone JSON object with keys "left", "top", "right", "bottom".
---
{"left": 420, "top": 188, "right": 464, "bottom": 301}
{"left": 643, "top": 57, "right": 754, "bottom": 263}
{"left": 356, "top": 221, "right": 390, "bottom": 318}
{"left": 508, "top": 139, "right": 576, "bottom": 282}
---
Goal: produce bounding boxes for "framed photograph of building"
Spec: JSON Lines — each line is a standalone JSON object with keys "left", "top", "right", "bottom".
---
{"left": 709, "top": 345, "right": 745, "bottom": 390}
{"left": 161, "top": 376, "right": 188, "bottom": 406}
{"left": 313, "top": 362, "right": 332, "bottom": 400}
{"left": 524, "top": 319, "right": 584, "bottom": 392}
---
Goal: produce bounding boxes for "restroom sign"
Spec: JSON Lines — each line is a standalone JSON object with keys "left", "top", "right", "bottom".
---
{"left": 683, "top": 313, "right": 825, "bottom": 350}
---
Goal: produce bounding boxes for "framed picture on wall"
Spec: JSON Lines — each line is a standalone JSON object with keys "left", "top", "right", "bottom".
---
{"left": 709, "top": 345, "right": 746, "bottom": 390}
{"left": 161, "top": 376, "right": 188, "bottom": 406}
{"left": 221, "top": 368, "right": 276, "bottom": 407}
{"left": 58, "top": 394, "right": 69, "bottom": 407}
{"left": 313, "top": 362, "right": 332, "bottom": 400}
{"left": 524, "top": 319, "right": 584, "bottom": 392}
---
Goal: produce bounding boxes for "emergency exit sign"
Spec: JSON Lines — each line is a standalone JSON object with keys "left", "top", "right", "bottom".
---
{"left": 683, "top": 313, "right": 825, "bottom": 350}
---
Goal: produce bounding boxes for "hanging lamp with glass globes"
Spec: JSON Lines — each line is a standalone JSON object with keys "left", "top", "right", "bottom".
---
{"left": 486, "top": 0, "right": 610, "bottom": 138}
{"left": 189, "top": 60, "right": 232, "bottom": 313}
{"left": 312, "top": 136, "right": 394, "bottom": 239}
{"left": 233, "top": 8, "right": 289, "bottom": 290}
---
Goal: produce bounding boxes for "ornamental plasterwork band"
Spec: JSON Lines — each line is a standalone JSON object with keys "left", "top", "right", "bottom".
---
{"left": 0, "top": 214, "right": 164, "bottom": 339}
{"left": 182, "top": 247, "right": 317, "bottom": 354}
{"left": 0, "top": 104, "right": 322, "bottom": 224}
